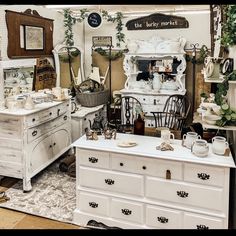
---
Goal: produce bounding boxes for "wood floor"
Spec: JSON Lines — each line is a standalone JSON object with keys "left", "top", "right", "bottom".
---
{"left": 0, "top": 176, "right": 82, "bottom": 229}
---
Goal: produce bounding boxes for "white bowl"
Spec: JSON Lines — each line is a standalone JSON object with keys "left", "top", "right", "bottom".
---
{"left": 204, "top": 115, "right": 221, "bottom": 125}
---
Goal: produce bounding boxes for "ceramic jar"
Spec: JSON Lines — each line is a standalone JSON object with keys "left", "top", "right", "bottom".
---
{"left": 182, "top": 132, "right": 201, "bottom": 149}
{"left": 191, "top": 139, "right": 209, "bottom": 157}
{"left": 212, "top": 136, "right": 229, "bottom": 155}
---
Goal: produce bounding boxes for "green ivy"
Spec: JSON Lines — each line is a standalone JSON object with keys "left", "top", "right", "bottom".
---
{"left": 220, "top": 5, "right": 236, "bottom": 47}
{"left": 185, "top": 45, "right": 209, "bottom": 64}
{"left": 94, "top": 47, "right": 128, "bottom": 60}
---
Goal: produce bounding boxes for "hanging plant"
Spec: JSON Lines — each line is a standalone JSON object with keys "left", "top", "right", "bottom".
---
{"left": 220, "top": 5, "right": 236, "bottom": 47}
{"left": 101, "top": 10, "right": 125, "bottom": 47}
{"left": 185, "top": 45, "right": 209, "bottom": 64}
{"left": 63, "top": 9, "right": 76, "bottom": 46}
{"left": 94, "top": 47, "right": 128, "bottom": 60}
{"left": 58, "top": 48, "right": 81, "bottom": 63}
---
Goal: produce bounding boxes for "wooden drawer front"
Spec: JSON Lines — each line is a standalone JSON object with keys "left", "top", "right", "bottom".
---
{"left": 79, "top": 167, "right": 144, "bottom": 196}
{"left": 146, "top": 177, "right": 224, "bottom": 211}
{"left": 78, "top": 191, "right": 109, "bottom": 217}
{"left": 184, "top": 163, "right": 225, "bottom": 187}
{"left": 0, "top": 117, "right": 22, "bottom": 138}
{"left": 184, "top": 212, "right": 224, "bottom": 229}
{"left": 146, "top": 205, "right": 182, "bottom": 229}
{"left": 26, "top": 108, "right": 57, "bottom": 127}
{"left": 111, "top": 153, "right": 182, "bottom": 180}
{"left": 27, "top": 112, "right": 70, "bottom": 143}
{"left": 111, "top": 198, "right": 143, "bottom": 224}
{"left": 79, "top": 149, "right": 110, "bottom": 169}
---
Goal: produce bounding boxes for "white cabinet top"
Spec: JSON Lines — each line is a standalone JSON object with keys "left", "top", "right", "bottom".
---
{"left": 0, "top": 100, "right": 65, "bottom": 116}
{"left": 73, "top": 133, "right": 236, "bottom": 168}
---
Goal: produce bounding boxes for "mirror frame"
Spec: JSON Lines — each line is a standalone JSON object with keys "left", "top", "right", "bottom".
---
{"left": 52, "top": 44, "right": 85, "bottom": 87}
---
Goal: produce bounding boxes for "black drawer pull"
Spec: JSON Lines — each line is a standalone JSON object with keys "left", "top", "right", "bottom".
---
{"left": 142, "top": 166, "right": 146, "bottom": 170}
{"left": 49, "top": 145, "right": 52, "bottom": 148}
{"left": 196, "top": 224, "right": 209, "bottom": 230}
{"left": 177, "top": 190, "right": 188, "bottom": 198}
{"left": 32, "top": 118, "right": 35, "bottom": 122}
{"left": 157, "top": 216, "right": 169, "bottom": 223}
{"left": 88, "top": 157, "right": 98, "bottom": 163}
{"left": 63, "top": 115, "right": 67, "bottom": 120}
{"left": 120, "top": 162, "right": 124, "bottom": 166}
{"left": 49, "top": 112, "right": 52, "bottom": 116}
{"left": 121, "top": 208, "right": 132, "bottom": 215}
{"left": 32, "top": 130, "right": 38, "bottom": 136}
{"left": 197, "top": 173, "right": 210, "bottom": 180}
{"left": 53, "top": 142, "right": 56, "bottom": 146}
{"left": 89, "top": 202, "right": 98, "bottom": 208}
{"left": 105, "top": 179, "right": 114, "bottom": 185}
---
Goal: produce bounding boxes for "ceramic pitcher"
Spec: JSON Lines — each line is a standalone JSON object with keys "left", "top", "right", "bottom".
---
{"left": 191, "top": 139, "right": 209, "bottom": 157}
{"left": 212, "top": 136, "right": 229, "bottom": 155}
{"left": 152, "top": 73, "right": 162, "bottom": 91}
{"left": 182, "top": 132, "right": 201, "bottom": 149}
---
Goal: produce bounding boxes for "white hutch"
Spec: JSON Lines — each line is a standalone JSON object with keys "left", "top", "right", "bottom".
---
{"left": 120, "top": 36, "right": 187, "bottom": 127}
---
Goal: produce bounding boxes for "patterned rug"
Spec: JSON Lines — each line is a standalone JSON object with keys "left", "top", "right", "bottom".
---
{"left": 0, "top": 158, "right": 76, "bottom": 224}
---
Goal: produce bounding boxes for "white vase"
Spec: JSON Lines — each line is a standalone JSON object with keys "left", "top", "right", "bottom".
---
{"left": 152, "top": 73, "right": 162, "bottom": 91}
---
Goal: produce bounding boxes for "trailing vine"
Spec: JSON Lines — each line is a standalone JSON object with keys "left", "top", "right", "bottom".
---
{"left": 63, "top": 8, "right": 125, "bottom": 48}
{"left": 101, "top": 10, "right": 125, "bottom": 47}
{"left": 220, "top": 5, "right": 236, "bottom": 47}
{"left": 185, "top": 45, "right": 209, "bottom": 64}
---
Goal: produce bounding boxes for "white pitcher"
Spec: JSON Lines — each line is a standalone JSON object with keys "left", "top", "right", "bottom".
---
{"left": 152, "top": 72, "right": 162, "bottom": 91}
{"left": 212, "top": 136, "right": 229, "bottom": 155}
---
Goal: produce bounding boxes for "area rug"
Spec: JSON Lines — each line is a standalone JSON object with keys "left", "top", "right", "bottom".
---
{"left": 0, "top": 158, "right": 76, "bottom": 224}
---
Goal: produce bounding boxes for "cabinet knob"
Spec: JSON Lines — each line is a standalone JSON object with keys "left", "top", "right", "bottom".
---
{"left": 63, "top": 115, "right": 68, "bottom": 120}
{"left": 32, "top": 130, "right": 38, "bottom": 136}
{"left": 157, "top": 216, "right": 169, "bottom": 224}
{"left": 49, "top": 145, "right": 52, "bottom": 148}
{"left": 120, "top": 162, "right": 124, "bottom": 166}
{"left": 53, "top": 142, "right": 56, "bottom": 146}
{"left": 197, "top": 173, "right": 210, "bottom": 180}
{"left": 196, "top": 224, "right": 209, "bottom": 230}
{"left": 32, "top": 118, "right": 35, "bottom": 122}
{"left": 177, "top": 190, "right": 188, "bottom": 198}
{"left": 142, "top": 166, "right": 146, "bottom": 170}
{"left": 49, "top": 112, "right": 52, "bottom": 116}
{"left": 105, "top": 179, "right": 115, "bottom": 185}
{"left": 121, "top": 208, "right": 132, "bottom": 215}
{"left": 89, "top": 202, "right": 98, "bottom": 208}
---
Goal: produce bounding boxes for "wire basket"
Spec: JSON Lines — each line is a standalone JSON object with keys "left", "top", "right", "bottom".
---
{"left": 76, "top": 89, "right": 109, "bottom": 107}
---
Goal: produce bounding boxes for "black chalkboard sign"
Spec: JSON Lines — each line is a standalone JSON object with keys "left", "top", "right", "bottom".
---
{"left": 87, "top": 12, "right": 102, "bottom": 28}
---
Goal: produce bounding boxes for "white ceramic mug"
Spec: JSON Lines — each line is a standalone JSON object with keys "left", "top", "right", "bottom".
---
{"left": 52, "top": 87, "right": 62, "bottom": 100}
{"left": 191, "top": 139, "right": 209, "bottom": 157}
{"left": 62, "top": 88, "right": 71, "bottom": 98}
{"left": 212, "top": 136, "right": 229, "bottom": 155}
{"left": 182, "top": 132, "right": 201, "bottom": 149}
{"left": 161, "top": 129, "right": 175, "bottom": 144}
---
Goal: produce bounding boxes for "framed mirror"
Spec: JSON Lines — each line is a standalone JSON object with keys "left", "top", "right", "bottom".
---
{"left": 52, "top": 44, "right": 85, "bottom": 89}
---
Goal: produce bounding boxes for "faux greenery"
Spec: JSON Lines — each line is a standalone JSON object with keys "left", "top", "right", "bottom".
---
{"left": 220, "top": 5, "right": 236, "bottom": 47}
{"left": 63, "top": 8, "right": 125, "bottom": 48}
{"left": 186, "top": 45, "right": 209, "bottom": 64}
{"left": 94, "top": 47, "right": 128, "bottom": 60}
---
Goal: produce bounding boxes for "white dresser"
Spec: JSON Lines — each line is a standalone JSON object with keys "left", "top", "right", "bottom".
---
{"left": 71, "top": 104, "right": 107, "bottom": 142}
{"left": 0, "top": 99, "right": 71, "bottom": 191}
{"left": 73, "top": 133, "right": 235, "bottom": 229}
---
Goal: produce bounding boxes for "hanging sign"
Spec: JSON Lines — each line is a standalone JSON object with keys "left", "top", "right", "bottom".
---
{"left": 126, "top": 13, "right": 189, "bottom": 30}
{"left": 87, "top": 12, "right": 103, "bottom": 29}
{"left": 92, "top": 36, "right": 112, "bottom": 47}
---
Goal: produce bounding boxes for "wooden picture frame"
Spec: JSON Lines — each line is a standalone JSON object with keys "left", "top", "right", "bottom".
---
{"left": 24, "top": 25, "right": 44, "bottom": 50}
{"left": 5, "top": 9, "right": 53, "bottom": 58}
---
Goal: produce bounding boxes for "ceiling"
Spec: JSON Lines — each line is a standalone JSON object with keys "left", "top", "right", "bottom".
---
{"left": 43, "top": 4, "right": 210, "bottom": 16}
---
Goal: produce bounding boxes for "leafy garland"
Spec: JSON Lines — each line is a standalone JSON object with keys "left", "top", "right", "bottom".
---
{"left": 63, "top": 8, "right": 125, "bottom": 48}
{"left": 220, "top": 5, "right": 236, "bottom": 47}
{"left": 94, "top": 47, "right": 128, "bottom": 60}
{"left": 185, "top": 45, "right": 209, "bottom": 64}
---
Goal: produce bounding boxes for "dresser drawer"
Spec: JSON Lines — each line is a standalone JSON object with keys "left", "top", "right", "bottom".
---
{"left": 78, "top": 191, "right": 109, "bottom": 217}
{"left": 184, "top": 163, "right": 225, "bottom": 187}
{"left": 56, "top": 100, "right": 70, "bottom": 116}
{"left": 27, "top": 112, "right": 70, "bottom": 143}
{"left": 111, "top": 153, "right": 182, "bottom": 180}
{"left": 111, "top": 197, "right": 143, "bottom": 224}
{"left": 146, "top": 205, "right": 182, "bottom": 229}
{"left": 184, "top": 212, "right": 224, "bottom": 229}
{"left": 146, "top": 177, "right": 224, "bottom": 211}
{"left": 79, "top": 166, "right": 144, "bottom": 196}
{"left": 79, "top": 149, "right": 110, "bottom": 169}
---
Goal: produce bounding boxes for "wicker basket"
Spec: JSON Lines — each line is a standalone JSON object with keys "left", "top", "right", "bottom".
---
{"left": 76, "top": 89, "right": 109, "bottom": 107}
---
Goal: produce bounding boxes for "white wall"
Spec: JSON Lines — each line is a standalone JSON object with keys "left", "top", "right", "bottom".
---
{"left": 83, "top": 12, "right": 211, "bottom": 77}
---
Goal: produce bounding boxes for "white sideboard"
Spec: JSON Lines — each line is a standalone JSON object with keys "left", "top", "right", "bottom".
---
{"left": 0, "top": 99, "right": 71, "bottom": 191}
{"left": 73, "top": 133, "right": 235, "bottom": 229}
{"left": 71, "top": 104, "right": 107, "bottom": 143}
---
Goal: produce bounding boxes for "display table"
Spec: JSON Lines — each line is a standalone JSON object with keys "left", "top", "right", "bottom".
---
{"left": 73, "top": 133, "right": 235, "bottom": 229}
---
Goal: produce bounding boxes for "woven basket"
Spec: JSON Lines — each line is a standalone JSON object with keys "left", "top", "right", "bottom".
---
{"left": 76, "top": 89, "right": 109, "bottom": 107}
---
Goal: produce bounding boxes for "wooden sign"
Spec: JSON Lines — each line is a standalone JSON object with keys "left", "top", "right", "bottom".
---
{"left": 92, "top": 36, "right": 112, "bottom": 47}
{"left": 126, "top": 13, "right": 189, "bottom": 30}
